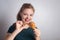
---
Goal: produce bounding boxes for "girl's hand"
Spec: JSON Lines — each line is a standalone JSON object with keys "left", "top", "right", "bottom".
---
{"left": 34, "top": 28, "right": 41, "bottom": 37}
{"left": 16, "top": 21, "right": 29, "bottom": 30}
{"left": 16, "top": 21, "right": 23, "bottom": 30}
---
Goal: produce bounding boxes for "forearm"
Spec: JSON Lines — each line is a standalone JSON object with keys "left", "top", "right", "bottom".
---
{"left": 6, "top": 28, "right": 23, "bottom": 40}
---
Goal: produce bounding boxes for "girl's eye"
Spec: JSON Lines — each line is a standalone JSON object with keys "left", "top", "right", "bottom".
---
{"left": 24, "top": 14, "right": 27, "bottom": 15}
{"left": 30, "top": 14, "right": 33, "bottom": 16}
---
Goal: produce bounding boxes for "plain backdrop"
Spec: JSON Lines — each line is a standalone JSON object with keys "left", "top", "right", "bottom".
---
{"left": 0, "top": 0, "right": 60, "bottom": 40}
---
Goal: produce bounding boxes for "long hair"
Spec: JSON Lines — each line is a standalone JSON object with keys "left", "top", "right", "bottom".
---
{"left": 17, "top": 3, "right": 35, "bottom": 21}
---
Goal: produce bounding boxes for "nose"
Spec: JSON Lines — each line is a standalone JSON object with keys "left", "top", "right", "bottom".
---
{"left": 27, "top": 15, "right": 30, "bottom": 19}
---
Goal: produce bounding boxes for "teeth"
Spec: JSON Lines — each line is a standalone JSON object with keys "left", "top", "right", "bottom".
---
{"left": 25, "top": 19, "right": 29, "bottom": 21}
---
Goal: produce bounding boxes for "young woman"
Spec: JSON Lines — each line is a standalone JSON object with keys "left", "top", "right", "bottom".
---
{"left": 5, "top": 3, "right": 41, "bottom": 40}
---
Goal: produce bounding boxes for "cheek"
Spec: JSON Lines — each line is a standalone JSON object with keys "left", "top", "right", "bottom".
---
{"left": 22, "top": 15, "right": 27, "bottom": 20}
{"left": 30, "top": 17, "right": 32, "bottom": 20}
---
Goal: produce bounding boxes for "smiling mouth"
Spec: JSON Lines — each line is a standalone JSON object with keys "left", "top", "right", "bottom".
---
{"left": 25, "top": 19, "right": 30, "bottom": 22}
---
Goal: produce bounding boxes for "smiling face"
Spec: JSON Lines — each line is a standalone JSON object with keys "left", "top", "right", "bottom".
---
{"left": 21, "top": 8, "right": 34, "bottom": 24}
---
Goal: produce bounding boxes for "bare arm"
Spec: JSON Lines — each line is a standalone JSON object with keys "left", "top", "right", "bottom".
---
{"left": 5, "top": 28, "right": 23, "bottom": 40}
{"left": 5, "top": 21, "right": 29, "bottom": 40}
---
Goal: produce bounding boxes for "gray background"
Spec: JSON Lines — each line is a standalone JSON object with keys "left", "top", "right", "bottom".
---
{"left": 0, "top": 0, "right": 60, "bottom": 40}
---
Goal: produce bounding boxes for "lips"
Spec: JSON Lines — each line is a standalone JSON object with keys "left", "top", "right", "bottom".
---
{"left": 25, "top": 18, "right": 30, "bottom": 22}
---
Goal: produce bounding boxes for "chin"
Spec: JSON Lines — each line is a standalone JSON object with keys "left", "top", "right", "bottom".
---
{"left": 25, "top": 22, "right": 30, "bottom": 24}
{"left": 23, "top": 20, "right": 31, "bottom": 24}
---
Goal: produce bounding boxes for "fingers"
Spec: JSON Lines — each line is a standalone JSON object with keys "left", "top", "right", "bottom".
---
{"left": 22, "top": 24, "right": 29, "bottom": 29}
{"left": 16, "top": 21, "right": 23, "bottom": 25}
{"left": 34, "top": 29, "right": 41, "bottom": 37}
{"left": 16, "top": 21, "right": 23, "bottom": 30}
{"left": 16, "top": 20, "right": 29, "bottom": 30}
